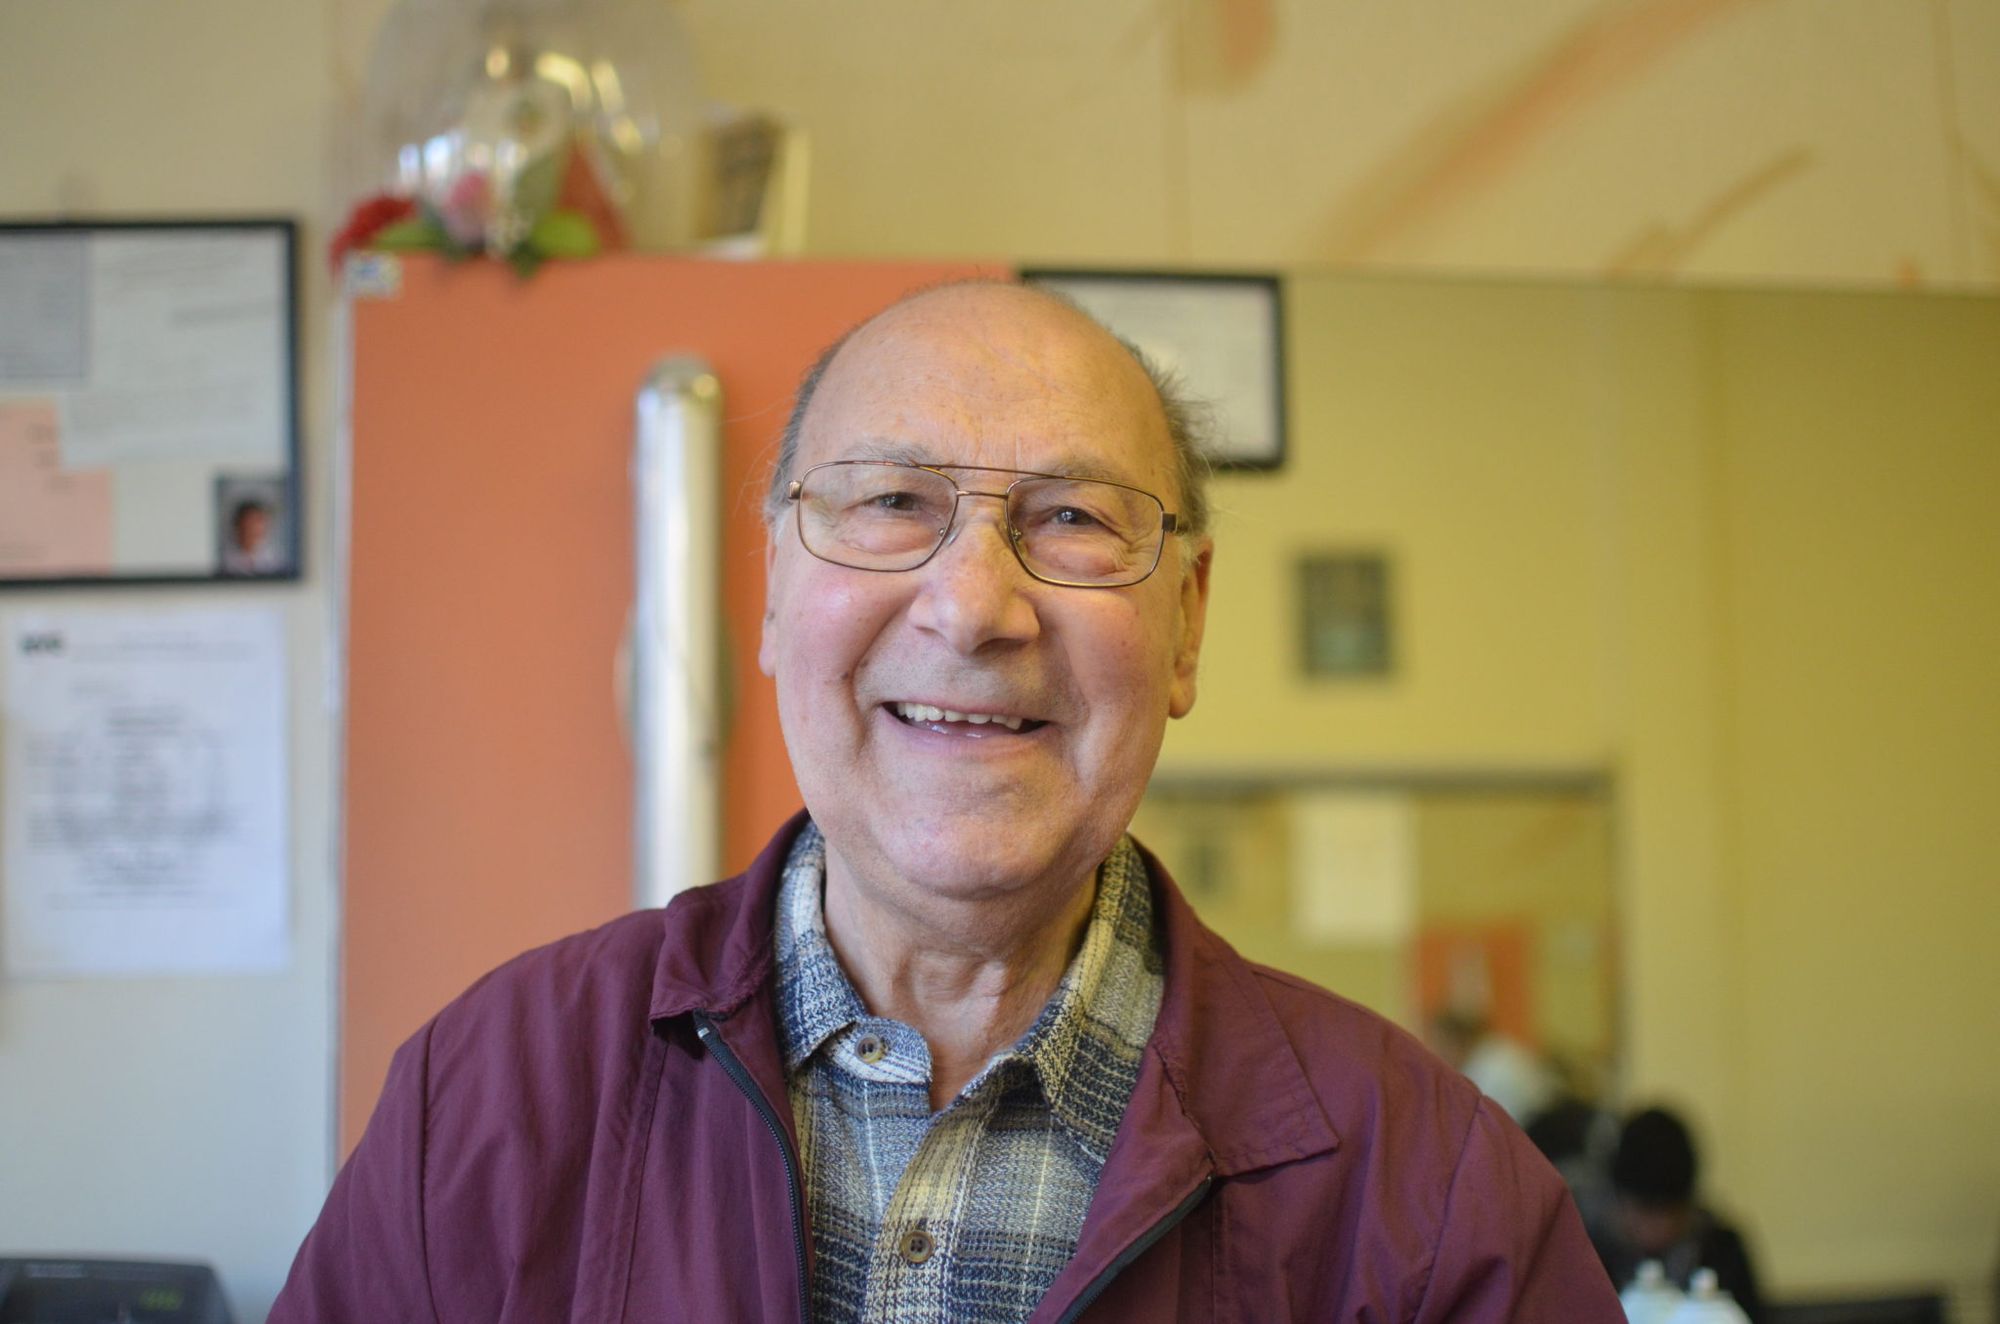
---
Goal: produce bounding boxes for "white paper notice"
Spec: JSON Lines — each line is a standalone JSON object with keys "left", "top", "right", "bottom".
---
{"left": 60, "top": 232, "right": 289, "bottom": 468}
{"left": 1291, "top": 790, "right": 1417, "bottom": 944}
{"left": 3, "top": 608, "right": 289, "bottom": 977}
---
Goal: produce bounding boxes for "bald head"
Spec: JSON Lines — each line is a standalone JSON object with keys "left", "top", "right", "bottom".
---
{"left": 757, "top": 278, "right": 1216, "bottom": 929}
{"left": 767, "top": 280, "right": 1212, "bottom": 538}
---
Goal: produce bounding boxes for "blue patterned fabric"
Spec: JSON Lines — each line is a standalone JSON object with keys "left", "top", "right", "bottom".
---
{"left": 772, "top": 824, "right": 1164, "bottom": 1324}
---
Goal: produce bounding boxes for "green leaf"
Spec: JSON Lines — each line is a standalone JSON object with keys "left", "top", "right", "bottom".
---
{"left": 511, "top": 142, "right": 567, "bottom": 227}
{"left": 528, "top": 209, "right": 601, "bottom": 259}
{"left": 415, "top": 204, "right": 477, "bottom": 258}
{"left": 370, "top": 217, "right": 446, "bottom": 252}
{"left": 508, "top": 246, "right": 545, "bottom": 279}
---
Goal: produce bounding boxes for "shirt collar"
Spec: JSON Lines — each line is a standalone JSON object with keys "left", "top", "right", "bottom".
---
{"left": 769, "top": 824, "right": 1163, "bottom": 1164}
{"left": 1011, "top": 836, "right": 1162, "bottom": 1163}
{"left": 771, "top": 823, "right": 869, "bottom": 1072}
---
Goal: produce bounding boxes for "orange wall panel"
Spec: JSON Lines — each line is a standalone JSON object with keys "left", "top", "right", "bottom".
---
{"left": 342, "top": 256, "right": 996, "bottom": 1151}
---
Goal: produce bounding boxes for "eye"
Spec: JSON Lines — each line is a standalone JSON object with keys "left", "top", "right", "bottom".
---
{"left": 1048, "top": 505, "right": 1103, "bottom": 528}
{"left": 855, "top": 487, "right": 929, "bottom": 514}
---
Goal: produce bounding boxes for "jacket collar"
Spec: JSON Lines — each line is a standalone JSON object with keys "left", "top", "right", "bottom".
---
{"left": 645, "top": 812, "right": 805, "bottom": 1024}
{"left": 1134, "top": 836, "right": 1342, "bottom": 1177}
{"left": 646, "top": 812, "right": 1340, "bottom": 1177}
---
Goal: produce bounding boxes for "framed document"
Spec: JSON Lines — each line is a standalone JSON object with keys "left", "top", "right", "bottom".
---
{"left": 1022, "top": 269, "right": 1285, "bottom": 470}
{"left": 1299, "top": 552, "right": 1393, "bottom": 677}
{"left": 0, "top": 219, "right": 300, "bottom": 586}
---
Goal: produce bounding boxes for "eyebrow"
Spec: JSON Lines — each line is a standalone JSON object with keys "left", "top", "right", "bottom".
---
{"left": 843, "top": 439, "right": 938, "bottom": 467}
{"left": 838, "top": 438, "right": 1136, "bottom": 486}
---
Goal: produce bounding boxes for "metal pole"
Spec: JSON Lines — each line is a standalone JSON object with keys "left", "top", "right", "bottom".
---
{"left": 631, "top": 356, "right": 722, "bottom": 909}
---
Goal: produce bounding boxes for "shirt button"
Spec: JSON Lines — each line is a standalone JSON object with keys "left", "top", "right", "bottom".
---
{"left": 855, "top": 1034, "right": 887, "bottom": 1064}
{"left": 898, "top": 1228, "right": 934, "bottom": 1265}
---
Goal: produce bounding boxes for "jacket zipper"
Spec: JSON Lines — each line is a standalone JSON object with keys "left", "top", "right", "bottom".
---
{"left": 694, "top": 1012, "right": 812, "bottom": 1323}
{"left": 1053, "top": 1176, "right": 1213, "bottom": 1324}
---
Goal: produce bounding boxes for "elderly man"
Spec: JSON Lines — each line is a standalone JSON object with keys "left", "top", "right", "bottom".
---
{"left": 272, "top": 281, "right": 1620, "bottom": 1322}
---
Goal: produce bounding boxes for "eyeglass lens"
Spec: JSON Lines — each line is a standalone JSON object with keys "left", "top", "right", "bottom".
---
{"left": 796, "top": 463, "right": 1166, "bottom": 586}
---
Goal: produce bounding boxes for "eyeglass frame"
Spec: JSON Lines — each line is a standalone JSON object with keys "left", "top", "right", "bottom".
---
{"left": 783, "top": 459, "right": 1183, "bottom": 589}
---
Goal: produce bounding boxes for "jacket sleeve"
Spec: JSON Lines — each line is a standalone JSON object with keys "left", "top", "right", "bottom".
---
{"left": 1412, "top": 1097, "right": 1625, "bottom": 1323}
{"left": 266, "top": 1023, "right": 441, "bottom": 1324}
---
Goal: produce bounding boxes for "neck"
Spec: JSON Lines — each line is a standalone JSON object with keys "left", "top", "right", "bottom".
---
{"left": 820, "top": 845, "right": 1099, "bottom": 1110}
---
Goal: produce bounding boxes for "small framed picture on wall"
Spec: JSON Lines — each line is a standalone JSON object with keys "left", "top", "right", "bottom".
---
{"left": 1299, "top": 552, "right": 1393, "bottom": 677}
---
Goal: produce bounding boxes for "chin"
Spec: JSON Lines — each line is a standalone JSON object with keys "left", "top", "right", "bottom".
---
{"left": 897, "top": 820, "right": 1068, "bottom": 891}
{"left": 827, "top": 803, "right": 1118, "bottom": 905}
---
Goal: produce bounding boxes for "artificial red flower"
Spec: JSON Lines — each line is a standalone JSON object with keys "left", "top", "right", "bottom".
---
{"left": 329, "top": 193, "right": 419, "bottom": 273}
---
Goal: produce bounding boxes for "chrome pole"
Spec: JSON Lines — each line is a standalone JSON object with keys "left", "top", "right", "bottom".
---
{"left": 631, "top": 356, "right": 722, "bottom": 909}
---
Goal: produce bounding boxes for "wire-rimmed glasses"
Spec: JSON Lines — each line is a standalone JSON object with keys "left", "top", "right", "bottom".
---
{"left": 785, "top": 460, "right": 1180, "bottom": 588}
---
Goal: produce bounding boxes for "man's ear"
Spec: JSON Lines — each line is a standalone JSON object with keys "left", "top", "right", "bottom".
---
{"left": 1167, "top": 540, "right": 1212, "bottom": 720}
{"left": 758, "top": 534, "right": 780, "bottom": 678}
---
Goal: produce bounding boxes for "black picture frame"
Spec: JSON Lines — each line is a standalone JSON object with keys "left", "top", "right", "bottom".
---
{"left": 1022, "top": 268, "right": 1286, "bottom": 470}
{"left": 0, "top": 217, "right": 302, "bottom": 588}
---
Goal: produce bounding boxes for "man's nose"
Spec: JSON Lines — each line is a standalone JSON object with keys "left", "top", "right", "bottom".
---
{"left": 906, "top": 493, "right": 1042, "bottom": 653}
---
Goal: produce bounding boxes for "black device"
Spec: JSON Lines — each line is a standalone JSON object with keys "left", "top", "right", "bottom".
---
{"left": 1768, "top": 1295, "right": 1948, "bottom": 1324}
{"left": 0, "top": 1259, "right": 234, "bottom": 1324}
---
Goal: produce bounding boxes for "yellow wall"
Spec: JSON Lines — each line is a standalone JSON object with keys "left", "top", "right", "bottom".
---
{"left": 1160, "top": 271, "right": 2000, "bottom": 1307}
{"left": 1712, "top": 292, "right": 2000, "bottom": 1289}
{"left": 1168, "top": 277, "right": 1617, "bottom": 772}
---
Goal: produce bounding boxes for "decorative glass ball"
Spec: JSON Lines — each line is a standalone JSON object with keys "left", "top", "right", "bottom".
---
{"left": 358, "top": 0, "right": 705, "bottom": 255}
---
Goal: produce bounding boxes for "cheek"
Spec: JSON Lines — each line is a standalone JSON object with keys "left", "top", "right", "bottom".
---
{"left": 774, "top": 572, "right": 894, "bottom": 688}
{"left": 1122, "top": 592, "right": 1187, "bottom": 683}
{"left": 1073, "top": 601, "right": 1179, "bottom": 716}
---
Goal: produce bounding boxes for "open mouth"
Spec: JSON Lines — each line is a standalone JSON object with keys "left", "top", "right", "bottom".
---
{"left": 886, "top": 701, "right": 1047, "bottom": 734}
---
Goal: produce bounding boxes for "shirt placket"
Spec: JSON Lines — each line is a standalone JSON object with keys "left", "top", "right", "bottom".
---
{"left": 859, "top": 1070, "right": 1011, "bottom": 1324}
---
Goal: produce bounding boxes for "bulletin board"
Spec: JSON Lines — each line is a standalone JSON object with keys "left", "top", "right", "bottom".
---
{"left": 0, "top": 219, "right": 301, "bottom": 586}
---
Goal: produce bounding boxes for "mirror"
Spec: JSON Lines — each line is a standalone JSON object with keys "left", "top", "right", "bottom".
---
{"left": 1133, "top": 775, "right": 1616, "bottom": 1115}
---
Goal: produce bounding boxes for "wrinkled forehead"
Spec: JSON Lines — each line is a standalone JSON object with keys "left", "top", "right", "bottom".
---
{"left": 799, "top": 287, "right": 1177, "bottom": 488}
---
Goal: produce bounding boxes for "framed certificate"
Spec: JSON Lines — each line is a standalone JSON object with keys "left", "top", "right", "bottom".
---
{"left": 1023, "top": 269, "right": 1285, "bottom": 470}
{"left": 0, "top": 219, "right": 301, "bottom": 586}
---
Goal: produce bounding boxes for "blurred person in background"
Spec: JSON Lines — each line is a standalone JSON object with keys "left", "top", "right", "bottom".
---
{"left": 1598, "top": 1105, "right": 1766, "bottom": 1322}
{"left": 1427, "top": 1008, "right": 1559, "bottom": 1124}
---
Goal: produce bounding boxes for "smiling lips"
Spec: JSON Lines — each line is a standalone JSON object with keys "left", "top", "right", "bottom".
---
{"left": 888, "top": 701, "right": 1044, "bottom": 733}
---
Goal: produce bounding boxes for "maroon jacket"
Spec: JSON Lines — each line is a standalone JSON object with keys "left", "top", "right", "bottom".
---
{"left": 272, "top": 815, "right": 1620, "bottom": 1322}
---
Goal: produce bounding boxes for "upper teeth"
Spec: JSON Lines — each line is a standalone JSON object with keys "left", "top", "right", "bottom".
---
{"left": 894, "top": 702, "right": 1025, "bottom": 731}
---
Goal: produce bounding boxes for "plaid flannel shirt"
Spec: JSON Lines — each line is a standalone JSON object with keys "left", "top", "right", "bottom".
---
{"left": 772, "top": 824, "right": 1164, "bottom": 1324}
